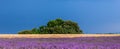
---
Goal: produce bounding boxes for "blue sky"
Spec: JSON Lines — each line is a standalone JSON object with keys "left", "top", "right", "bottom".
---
{"left": 0, "top": 0, "right": 120, "bottom": 34}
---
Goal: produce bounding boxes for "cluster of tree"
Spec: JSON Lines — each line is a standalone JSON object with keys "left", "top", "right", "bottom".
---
{"left": 18, "top": 18, "right": 83, "bottom": 34}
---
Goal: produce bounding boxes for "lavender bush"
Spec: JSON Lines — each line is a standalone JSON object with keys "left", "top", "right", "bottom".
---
{"left": 0, "top": 36, "right": 119, "bottom": 49}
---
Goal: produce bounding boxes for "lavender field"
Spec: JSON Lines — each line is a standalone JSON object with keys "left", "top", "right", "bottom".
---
{"left": 0, "top": 36, "right": 119, "bottom": 49}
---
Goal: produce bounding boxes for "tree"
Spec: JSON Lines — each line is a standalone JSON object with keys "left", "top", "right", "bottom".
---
{"left": 18, "top": 18, "right": 83, "bottom": 34}
{"left": 31, "top": 28, "right": 39, "bottom": 34}
{"left": 47, "top": 18, "right": 64, "bottom": 27}
{"left": 18, "top": 30, "right": 32, "bottom": 34}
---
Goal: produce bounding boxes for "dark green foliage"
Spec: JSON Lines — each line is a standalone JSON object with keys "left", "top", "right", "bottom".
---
{"left": 18, "top": 30, "right": 32, "bottom": 34}
{"left": 31, "top": 28, "right": 40, "bottom": 34}
{"left": 47, "top": 18, "right": 64, "bottom": 27}
{"left": 18, "top": 18, "right": 83, "bottom": 34}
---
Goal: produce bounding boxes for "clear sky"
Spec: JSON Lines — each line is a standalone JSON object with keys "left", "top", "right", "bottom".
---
{"left": 0, "top": 0, "right": 120, "bottom": 34}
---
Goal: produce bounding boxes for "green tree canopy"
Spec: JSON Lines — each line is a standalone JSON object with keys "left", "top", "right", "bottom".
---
{"left": 18, "top": 18, "right": 83, "bottom": 34}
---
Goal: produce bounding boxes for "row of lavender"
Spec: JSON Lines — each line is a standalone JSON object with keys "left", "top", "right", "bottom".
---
{"left": 0, "top": 36, "right": 119, "bottom": 49}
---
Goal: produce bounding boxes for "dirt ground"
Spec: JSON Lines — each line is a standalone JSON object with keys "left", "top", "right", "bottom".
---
{"left": 0, "top": 34, "right": 119, "bottom": 38}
